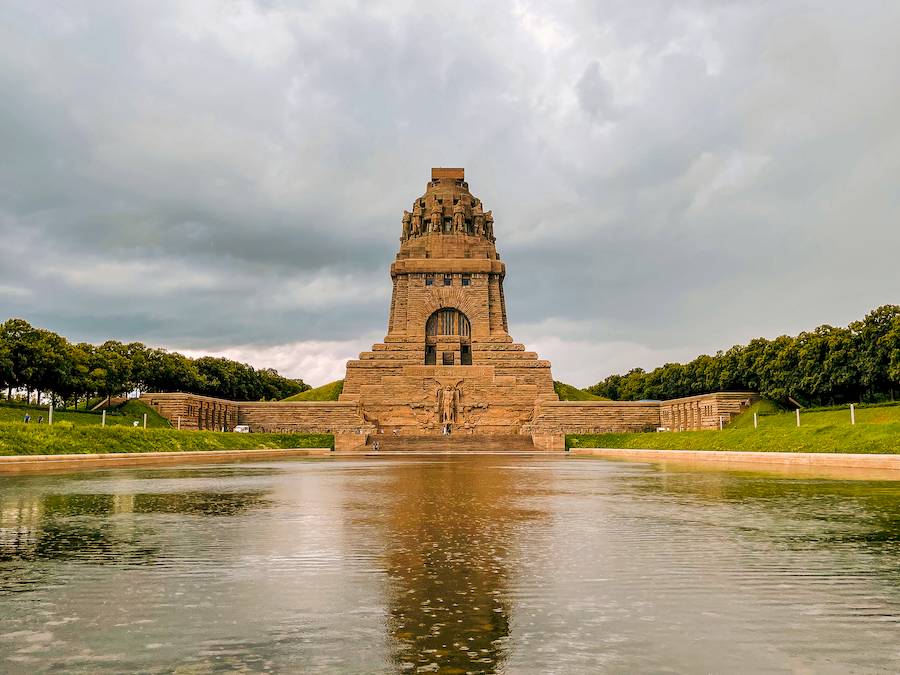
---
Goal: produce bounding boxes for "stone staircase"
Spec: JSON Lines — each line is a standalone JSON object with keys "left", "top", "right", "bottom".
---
{"left": 365, "top": 434, "right": 536, "bottom": 452}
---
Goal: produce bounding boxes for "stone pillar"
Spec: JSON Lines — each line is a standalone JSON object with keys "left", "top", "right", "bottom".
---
{"left": 488, "top": 275, "right": 503, "bottom": 333}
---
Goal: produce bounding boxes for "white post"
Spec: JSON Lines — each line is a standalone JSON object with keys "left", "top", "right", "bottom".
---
{"left": 49, "top": 403, "right": 53, "bottom": 426}
{"left": 718, "top": 416, "right": 723, "bottom": 431}
{"left": 102, "top": 410, "right": 106, "bottom": 427}
{"left": 850, "top": 403, "right": 856, "bottom": 425}
{"left": 796, "top": 408, "right": 801, "bottom": 427}
{"left": 143, "top": 413, "right": 147, "bottom": 429}
{"left": 753, "top": 412, "right": 758, "bottom": 429}
{"left": 177, "top": 417, "right": 181, "bottom": 431}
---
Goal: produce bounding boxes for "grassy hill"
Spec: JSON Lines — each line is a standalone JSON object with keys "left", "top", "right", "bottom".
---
{"left": 0, "top": 399, "right": 333, "bottom": 455}
{"left": 554, "top": 381, "right": 608, "bottom": 401}
{"left": 729, "top": 400, "right": 900, "bottom": 429}
{"left": 569, "top": 400, "right": 900, "bottom": 454}
{"left": 282, "top": 380, "right": 344, "bottom": 401}
{"left": 0, "top": 399, "right": 170, "bottom": 428}
{"left": 0, "top": 425, "right": 333, "bottom": 455}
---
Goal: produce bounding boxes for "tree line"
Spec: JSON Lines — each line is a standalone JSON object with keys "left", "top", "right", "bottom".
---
{"left": 588, "top": 305, "right": 900, "bottom": 406}
{"left": 0, "top": 318, "right": 310, "bottom": 407}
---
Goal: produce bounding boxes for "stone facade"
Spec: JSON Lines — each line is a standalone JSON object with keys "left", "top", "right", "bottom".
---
{"left": 141, "top": 392, "right": 372, "bottom": 450}
{"left": 527, "top": 392, "right": 757, "bottom": 449}
{"left": 659, "top": 392, "right": 758, "bottom": 432}
{"left": 141, "top": 169, "right": 758, "bottom": 450}
{"left": 339, "top": 168, "right": 557, "bottom": 436}
{"left": 142, "top": 393, "right": 240, "bottom": 432}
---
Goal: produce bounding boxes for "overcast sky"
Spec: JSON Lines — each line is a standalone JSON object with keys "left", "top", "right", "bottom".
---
{"left": 1, "top": 1, "right": 898, "bottom": 387}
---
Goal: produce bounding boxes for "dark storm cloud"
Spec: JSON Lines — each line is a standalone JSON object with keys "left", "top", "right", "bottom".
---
{"left": 1, "top": 0, "right": 899, "bottom": 385}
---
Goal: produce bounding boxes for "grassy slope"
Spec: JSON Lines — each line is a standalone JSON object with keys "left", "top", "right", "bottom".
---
{"left": 0, "top": 425, "right": 333, "bottom": 455}
{"left": 568, "top": 401, "right": 900, "bottom": 454}
{"left": 553, "top": 381, "right": 608, "bottom": 401}
{"left": 282, "top": 380, "right": 344, "bottom": 401}
{"left": 0, "top": 399, "right": 170, "bottom": 428}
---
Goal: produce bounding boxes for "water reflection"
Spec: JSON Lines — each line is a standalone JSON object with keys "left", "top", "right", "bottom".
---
{"left": 376, "top": 459, "right": 539, "bottom": 672}
{"left": 0, "top": 491, "right": 267, "bottom": 564}
{"left": 0, "top": 456, "right": 899, "bottom": 672}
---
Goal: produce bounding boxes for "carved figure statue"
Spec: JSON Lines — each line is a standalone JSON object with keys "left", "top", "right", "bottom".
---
{"left": 452, "top": 202, "right": 466, "bottom": 233}
{"left": 484, "top": 210, "right": 494, "bottom": 240}
{"left": 439, "top": 385, "right": 458, "bottom": 425}
{"left": 411, "top": 203, "right": 423, "bottom": 235}
{"left": 472, "top": 199, "right": 485, "bottom": 236}
{"left": 401, "top": 210, "right": 411, "bottom": 240}
{"left": 431, "top": 202, "right": 443, "bottom": 233}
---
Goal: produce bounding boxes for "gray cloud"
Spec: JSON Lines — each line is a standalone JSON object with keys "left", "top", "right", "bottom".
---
{"left": 1, "top": 1, "right": 899, "bottom": 386}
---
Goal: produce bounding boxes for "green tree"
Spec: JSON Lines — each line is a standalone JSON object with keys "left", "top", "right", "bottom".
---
{"left": 851, "top": 305, "right": 900, "bottom": 401}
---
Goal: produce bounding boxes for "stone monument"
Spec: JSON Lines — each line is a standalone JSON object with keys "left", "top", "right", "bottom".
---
{"left": 339, "top": 168, "right": 558, "bottom": 436}
{"left": 142, "top": 168, "right": 757, "bottom": 450}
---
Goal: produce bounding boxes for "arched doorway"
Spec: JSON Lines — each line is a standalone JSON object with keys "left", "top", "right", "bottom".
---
{"left": 425, "top": 308, "right": 472, "bottom": 365}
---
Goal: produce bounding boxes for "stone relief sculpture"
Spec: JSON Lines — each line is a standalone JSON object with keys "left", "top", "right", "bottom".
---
{"left": 411, "top": 203, "right": 423, "bottom": 235}
{"left": 437, "top": 385, "right": 460, "bottom": 426}
{"left": 484, "top": 210, "right": 494, "bottom": 240}
{"left": 431, "top": 201, "right": 443, "bottom": 233}
{"left": 452, "top": 202, "right": 466, "bottom": 233}
{"left": 472, "top": 199, "right": 485, "bottom": 235}
{"left": 401, "top": 210, "right": 411, "bottom": 240}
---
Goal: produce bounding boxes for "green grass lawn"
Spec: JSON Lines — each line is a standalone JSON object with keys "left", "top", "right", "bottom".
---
{"left": 0, "top": 424, "right": 334, "bottom": 456}
{"left": 729, "top": 399, "right": 900, "bottom": 429}
{"left": 553, "top": 381, "right": 608, "bottom": 401}
{"left": 0, "top": 399, "right": 170, "bottom": 428}
{"left": 568, "top": 401, "right": 900, "bottom": 454}
{"left": 282, "top": 380, "right": 344, "bottom": 401}
{"left": 0, "top": 399, "right": 332, "bottom": 455}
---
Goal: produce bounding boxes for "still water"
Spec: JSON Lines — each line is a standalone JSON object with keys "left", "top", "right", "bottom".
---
{"left": 1, "top": 455, "right": 899, "bottom": 673}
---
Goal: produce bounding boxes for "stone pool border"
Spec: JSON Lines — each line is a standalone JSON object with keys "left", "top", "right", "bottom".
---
{"left": 0, "top": 448, "right": 334, "bottom": 472}
{"left": 568, "top": 447, "right": 900, "bottom": 470}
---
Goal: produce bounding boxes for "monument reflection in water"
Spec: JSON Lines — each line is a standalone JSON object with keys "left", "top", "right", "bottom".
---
{"left": 379, "top": 459, "right": 537, "bottom": 671}
{"left": 2, "top": 456, "right": 900, "bottom": 672}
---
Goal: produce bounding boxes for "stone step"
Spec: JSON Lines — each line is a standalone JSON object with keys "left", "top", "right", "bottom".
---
{"left": 365, "top": 434, "right": 536, "bottom": 452}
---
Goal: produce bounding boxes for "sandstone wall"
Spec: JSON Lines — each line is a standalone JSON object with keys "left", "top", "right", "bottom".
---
{"left": 140, "top": 394, "right": 372, "bottom": 449}
{"left": 659, "top": 392, "right": 758, "bottom": 431}
{"left": 141, "top": 393, "right": 240, "bottom": 431}
{"left": 528, "top": 401, "right": 662, "bottom": 449}
{"left": 526, "top": 392, "right": 758, "bottom": 449}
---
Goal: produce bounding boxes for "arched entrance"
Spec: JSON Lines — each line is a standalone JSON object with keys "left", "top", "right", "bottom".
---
{"left": 425, "top": 308, "right": 472, "bottom": 365}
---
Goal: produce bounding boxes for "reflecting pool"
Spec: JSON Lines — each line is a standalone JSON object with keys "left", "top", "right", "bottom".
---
{"left": 1, "top": 455, "right": 899, "bottom": 672}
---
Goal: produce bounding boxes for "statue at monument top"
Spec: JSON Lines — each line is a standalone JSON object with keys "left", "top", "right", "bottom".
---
{"left": 400, "top": 168, "right": 498, "bottom": 241}
{"left": 452, "top": 201, "right": 466, "bottom": 233}
{"left": 484, "top": 210, "right": 494, "bottom": 241}
{"left": 430, "top": 201, "right": 443, "bottom": 233}
{"left": 401, "top": 210, "right": 411, "bottom": 240}
{"left": 411, "top": 202, "right": 423, "bottom": 235}
{"left": 472, "top": 199, "right": 485, "bottom": 235}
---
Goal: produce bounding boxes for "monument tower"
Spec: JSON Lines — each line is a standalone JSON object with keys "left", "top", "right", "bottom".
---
{"left": 340, "top": 168, "right": 558, "bottom": 436}
{"left": 143, "top": 167, "right": 755, "bottom": 449}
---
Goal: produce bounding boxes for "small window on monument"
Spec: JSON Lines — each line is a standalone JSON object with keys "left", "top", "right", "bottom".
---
{"left": 462, "top": 274, "right": 471, "bottom": 286}
{"left": 461, "top": 345, "right": 472, "bottom": 365}
{"left": 444, "top": 274, "right": 452, "bottom": 286}
{"left": 425, "top": 274, "right": 434, "bottom": 286}
{"left": 442, "top": 352, "right": 455, "bottom": 366}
